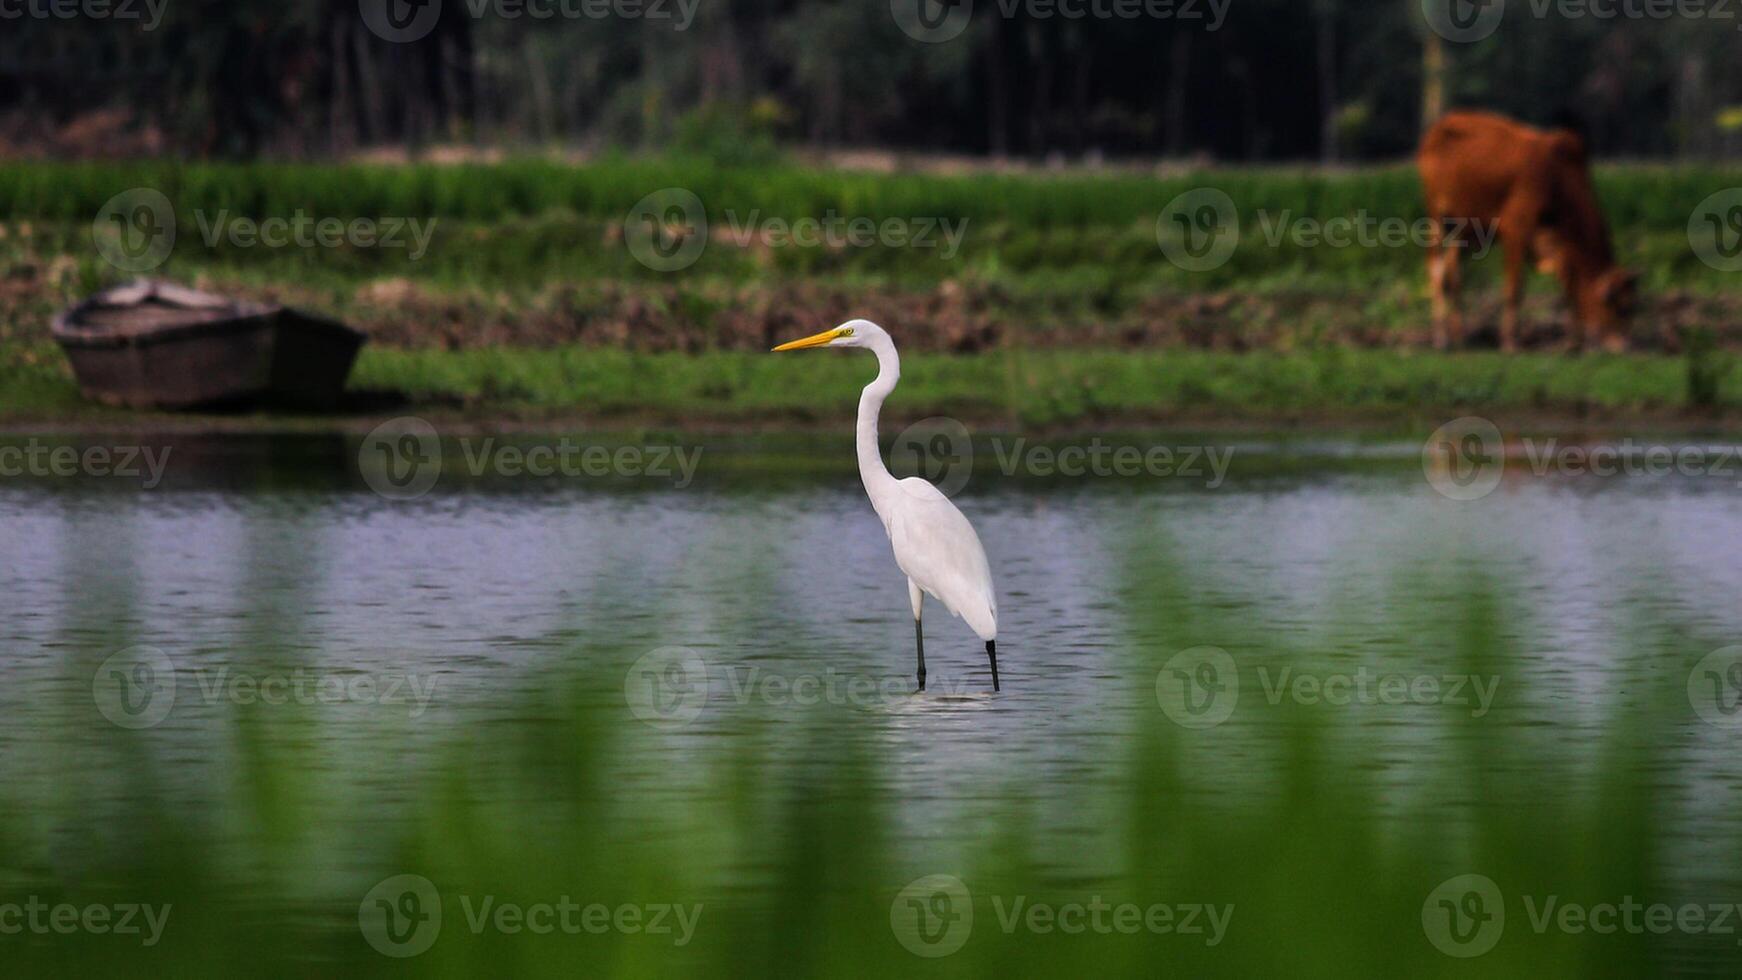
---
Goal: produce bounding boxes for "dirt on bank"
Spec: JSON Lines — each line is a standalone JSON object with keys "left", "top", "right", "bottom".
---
{"left": 4, "top": 258, "right": 1739, "bottom": 355}
{"left": 341, "top": 279, "right": 1708, "bottom": 354}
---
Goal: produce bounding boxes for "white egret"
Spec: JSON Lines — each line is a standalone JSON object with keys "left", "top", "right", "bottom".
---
{"left": 773, "top": 319, "right": 999, "bottom": 692}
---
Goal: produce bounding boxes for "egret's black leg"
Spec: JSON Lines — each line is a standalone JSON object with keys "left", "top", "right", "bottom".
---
{"left": 915, "top": 618, "right": 927, "bottom": 691}
{"left": 986, "top": 640, "right": 999, "bottom": 691}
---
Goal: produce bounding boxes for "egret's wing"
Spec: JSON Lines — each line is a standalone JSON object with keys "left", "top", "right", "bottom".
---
{"left": 885, "top": 478, "right": 997, "bottom": 639}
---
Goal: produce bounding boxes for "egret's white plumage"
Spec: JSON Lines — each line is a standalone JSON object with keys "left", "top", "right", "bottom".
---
{"left": 773, "top": 318, "right": 1000, "bottom": 689}
{"left": 885, "top": 478, "right": 998, "bottom": 640}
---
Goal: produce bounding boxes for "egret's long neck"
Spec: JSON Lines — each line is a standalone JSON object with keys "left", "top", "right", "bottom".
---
{"left": 857, "top": 337, "right": 901, "bottom": 511}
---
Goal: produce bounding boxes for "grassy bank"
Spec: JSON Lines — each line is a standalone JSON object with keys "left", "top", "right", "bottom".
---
{"left": 4, "top": 158, "right": 1740, "bottom": 429}
{"left": 4, "top": 157, "right": 1739, "bottom": 361}
{"left": 5, "top": 160, "right": 1739, "bottom": 296}
{"left": 3, "top": 158, "right": 1742, "bottom": 369}
{"left": 5, "top": 344, "right": 1738, "bottom": 430}
{"left": 5, "top": 156, "right": 1741, "bottom": 302}
{"left": 11, "top": 211, "right": 1735, "bottom": 300}
{"left": 353, "top": 348, "right": 1739, "bottom": 425}
{"left": 3, "top": 158, "right": 1737, "bottom": 229}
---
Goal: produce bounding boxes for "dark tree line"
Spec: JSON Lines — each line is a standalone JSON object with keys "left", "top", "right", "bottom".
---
{"left": 2, "top": 0, "right": 1740, "bottom": 161}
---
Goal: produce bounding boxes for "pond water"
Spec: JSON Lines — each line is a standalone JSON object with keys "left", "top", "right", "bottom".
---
{"left": 3, "top": 431, "right": 1741, "bottom": 974}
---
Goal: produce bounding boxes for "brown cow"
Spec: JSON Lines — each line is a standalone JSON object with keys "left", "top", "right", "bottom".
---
{"left": 1418, "top": 111, "right": 1637, "bottom": 352}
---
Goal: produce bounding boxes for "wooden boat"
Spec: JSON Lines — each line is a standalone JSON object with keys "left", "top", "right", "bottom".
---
{"left": 52, "top": 280, "right": 365, "bottom": 409}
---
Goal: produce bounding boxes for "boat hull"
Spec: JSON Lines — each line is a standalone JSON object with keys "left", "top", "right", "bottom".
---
{"left": 55, "top": 308, "right": 365, "bottom": 410}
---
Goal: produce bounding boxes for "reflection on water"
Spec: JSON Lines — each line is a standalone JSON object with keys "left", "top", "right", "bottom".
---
{"left": 3, "top": 433, "right": 1742, "bottom": 973}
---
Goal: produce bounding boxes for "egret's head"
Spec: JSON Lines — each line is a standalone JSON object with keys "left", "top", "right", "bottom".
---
{"left": 771, "top": 318, "right": 886, "bottom": 352}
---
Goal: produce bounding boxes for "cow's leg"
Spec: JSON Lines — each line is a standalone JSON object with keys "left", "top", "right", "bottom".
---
{"left": 1496, "top": 199, "right": 1546, "bottom": 354}
{"left": 1442, "top": 240, "right": 1465, "bottom": 347}
{"left": 1567, "top": 279, "right": 1590, "bottom": 352}
{"left": 1533, "top": 232, "right": 1584, "bottom": 351}
{"left": 1427, "top": 241, "right": 1449, "bottom": 350}
{"left": 1499, "top": 235, "right": 1526, "bottom": 354}
{"left": 1427, "top": 222, "right": 1464, "bottom": 350}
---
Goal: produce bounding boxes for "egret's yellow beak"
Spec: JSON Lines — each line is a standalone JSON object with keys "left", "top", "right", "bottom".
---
{"left": 772, "top": 327, "right": 846, "bottom": 352}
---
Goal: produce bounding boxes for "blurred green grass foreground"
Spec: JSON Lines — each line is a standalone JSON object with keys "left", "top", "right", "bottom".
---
{"left": 2, "top": 557, "right": 1737, "bottom": 977}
